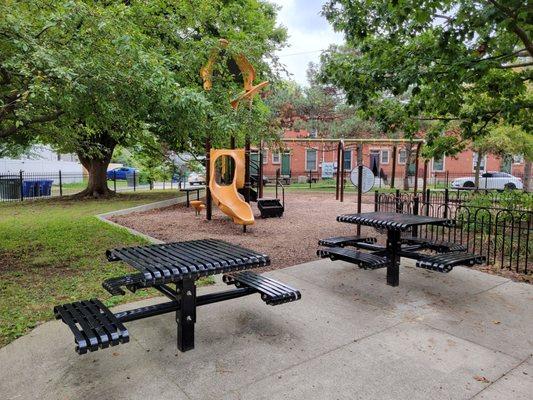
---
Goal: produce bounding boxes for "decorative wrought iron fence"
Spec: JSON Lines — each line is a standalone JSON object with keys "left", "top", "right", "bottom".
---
{"left": 375, "top": 190, "right": 532, "bottom": 275}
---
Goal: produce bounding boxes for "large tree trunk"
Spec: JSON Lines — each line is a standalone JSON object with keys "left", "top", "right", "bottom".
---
{"left": 524, "top": 159, "right": 532, "bottom": 192}
{"left": 76, "top": 132, "right": 116, "bottom": 198}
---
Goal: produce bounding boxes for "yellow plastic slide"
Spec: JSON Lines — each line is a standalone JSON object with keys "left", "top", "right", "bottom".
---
{"left": 209, "top": 149, "right": 255, "bottom": 226}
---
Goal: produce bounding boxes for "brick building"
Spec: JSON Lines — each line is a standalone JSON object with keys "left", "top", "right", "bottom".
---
{"left": 255, "top": 130, "right": 528, "bottom": 183}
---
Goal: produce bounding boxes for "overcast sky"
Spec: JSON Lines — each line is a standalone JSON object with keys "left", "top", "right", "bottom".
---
{"left": 271, "top": 0, "right": 344, "bottom": 86}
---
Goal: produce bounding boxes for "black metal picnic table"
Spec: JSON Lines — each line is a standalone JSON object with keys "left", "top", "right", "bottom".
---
{"left": 180, "top": 185, "right": 205, "bottom": 207}
{"left": 54, "top": 239, "right": 301, "bottom": 354}
{"left": 336, "top": 212, "right": 454, "bottom": 286}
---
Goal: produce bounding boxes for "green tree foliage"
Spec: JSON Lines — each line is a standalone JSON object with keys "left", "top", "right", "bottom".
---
{"left": 1, "top": 0, "right": 286, "bottom": 196}
{"left": 320, "top": 1, "right": 532, "bottom": 161}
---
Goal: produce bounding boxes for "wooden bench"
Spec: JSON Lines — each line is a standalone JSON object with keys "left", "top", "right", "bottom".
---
{"left": 317, "top": 247, "right": 389, "bottom": 270}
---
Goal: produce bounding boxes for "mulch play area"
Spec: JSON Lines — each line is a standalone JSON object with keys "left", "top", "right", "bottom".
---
{"left": 110, "top": 192, "right": 374, "bottom": 270}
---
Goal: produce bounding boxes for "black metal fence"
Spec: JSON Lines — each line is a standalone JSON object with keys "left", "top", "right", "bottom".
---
{"left": 0, "top": 171, "right": 183, "bottom": 202}
{"left": 375, "top": 190, "right": 532, "bottom": 275}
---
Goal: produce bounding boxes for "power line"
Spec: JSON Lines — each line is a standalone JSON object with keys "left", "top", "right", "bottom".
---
{"left": 277, "top": 49, "right": 326, "bottom": 58}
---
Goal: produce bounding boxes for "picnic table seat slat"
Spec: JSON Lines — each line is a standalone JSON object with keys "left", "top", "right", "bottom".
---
{"left": 318, "top": 236, "right": 377, "bottom": 248}
{"left": 223, "top": 271, "right": 301, "bottom": 305}
{"left": 400, "top": 236, "right": 467, "bottom": 253}
{"left": 54, "top": 299, "right": 129, "bottom": 354}
{"left": 400, "top": 251, "right": 486, "bottom": 273}
{"left": 317, "top": 247, "right": 390, "bottom": 270}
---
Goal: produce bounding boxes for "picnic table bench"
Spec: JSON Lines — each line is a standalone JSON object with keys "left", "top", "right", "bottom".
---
{"left": 54, "top": 239, "right": 301, "bottom": 354}
{"left": 180, "top": 185, "right": 205, "bottom": 207}
{"left": 318, "top": 212, "right": 485, "bottom": 286}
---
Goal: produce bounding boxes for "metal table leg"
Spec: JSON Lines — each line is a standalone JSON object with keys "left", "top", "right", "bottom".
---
{"left": 386, "top": 230, "right": 401, "bottom": 286}
{"left": 186, "top": 191, "right": 190, "bottom": 207}
{"left": 176, "top": 278, "right": 196, "bottom": 351}
{"left": 196, "top": 189, "right": 200, "bottom": 200}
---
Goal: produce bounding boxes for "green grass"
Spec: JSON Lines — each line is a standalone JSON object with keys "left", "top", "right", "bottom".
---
{"left": 0, "top": 190, "right": 213, "bottom": 348}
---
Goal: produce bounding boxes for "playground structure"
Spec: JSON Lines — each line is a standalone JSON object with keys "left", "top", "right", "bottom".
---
{"left": 200, "top": 39, "right": 284, "bottom": 230}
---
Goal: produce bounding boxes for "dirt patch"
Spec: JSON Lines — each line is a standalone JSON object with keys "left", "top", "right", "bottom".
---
{"left": 110, "top": 192, "right": 375, "bottom": 270}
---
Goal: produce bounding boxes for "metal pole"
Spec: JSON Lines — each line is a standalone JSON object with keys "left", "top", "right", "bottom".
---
{"left": 205, "top": 136, "right": 212, "bottom": 220}
{"left": 357, "top": 164, "right": 363, "bottom": 236}
{"left": 244, "top": 138, "right": 251, "bottom": 203}
{"left": 413, "top": 142, "right": 422, "bottom": 195}
{"left": 258, "top": 140, "right": 264, "bottom": 199}
{"left": 59, "top": 170, "right": 63, "bottom": 197}
{"left": 133, "top": 170, "right": 136, "bottom": 192}
{"left": 19, "top": 170, "right": 23, "bottom": 201}
{"left": 340, "top": 141, "right": 345, "bottom": 202}
{"left": 391, "top": 146, "right": 397, "bottom": 189}
{"left": 335, "top": 142, "right": 341, "bottom": 200}
{"left": 113, "top": 170, "right": 117, "bottom": 192}
{"left": 309, "top": 170, "right": 311, "bottom": 189}
{"left": 422, "top": 159, "right": 428, "bottom": 195}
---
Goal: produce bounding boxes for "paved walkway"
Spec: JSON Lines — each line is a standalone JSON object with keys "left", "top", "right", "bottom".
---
{"left": 1, "top": 260, "right": 531, "bottom": 400}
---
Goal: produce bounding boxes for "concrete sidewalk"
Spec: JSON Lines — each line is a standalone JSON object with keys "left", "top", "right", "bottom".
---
{"left": 1, "top": 260, "right": 531, "bottom": 400}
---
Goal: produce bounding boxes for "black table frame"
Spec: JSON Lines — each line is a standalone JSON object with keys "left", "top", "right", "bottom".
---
{"left": 337, "top": 212, "right": 452, "bottom": 286}
{"left": 107, "top": 239, "right": 270, "bottom": 352}
{"left": 180, "top": 186, "right": 204, "bottom": 207}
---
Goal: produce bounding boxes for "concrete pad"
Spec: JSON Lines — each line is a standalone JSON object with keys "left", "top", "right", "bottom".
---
{"left": 0, "top": 259, "right": 531, "bottom": 400}
{"left": 422, "top": 280, "right": 533, "bottom": 359}
{"left": 237, "top": 322, "right": 519, "bottom": 400}
{"left": 472, "top": 357, "right": 533, "bottom": 400}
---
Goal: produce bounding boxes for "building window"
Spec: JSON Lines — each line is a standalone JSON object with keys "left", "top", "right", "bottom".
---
{"left": 343, "top": 150, "right": 352, "bottom": 171}
{"left": 306, "top": 148, "right": 318, "bottom": 171}
{"left": 433, "top": 155, "right": 445, "bottom": 172}
{"left": 272, "top": 151, "right": 281, "bottom": 164}
{"left": 472, "top": 152, "right": 486, "bottom": 171}
{"left": 398, "top": 149, "right": 407, "bottom": 164}
{"left": 381, "top": 149, "right": 389, "bottom": 164}
{"left": 261, "top": 149, "right": 268, "bottom": 164}
{"left": 309, "top": 129, "right": 318, "bottom": 138}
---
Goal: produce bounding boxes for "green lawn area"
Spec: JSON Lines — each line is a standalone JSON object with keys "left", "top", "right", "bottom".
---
{"left": 0, "top": 190, "right": 210, "bottom": 348}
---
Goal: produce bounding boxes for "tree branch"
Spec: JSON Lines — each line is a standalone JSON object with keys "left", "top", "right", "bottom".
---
{"left": 498, "top": 61, "right": 533, "bottom": 69}
{"left": 0, "top": 111, "right": 63, "bottom": 138}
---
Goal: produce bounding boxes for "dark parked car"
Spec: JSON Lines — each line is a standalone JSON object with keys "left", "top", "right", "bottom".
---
{"left": 107, "top": 167, "right": 137, "bottom": 180}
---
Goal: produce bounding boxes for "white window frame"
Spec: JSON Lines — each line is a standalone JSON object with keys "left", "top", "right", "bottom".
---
{"left": 398, "top": 149, "right": 407, "bottom": 165}
{"left": 305, "top": 148, "right": 318, "bottom": 171}
{"left": 380, "top": 149, "right": 390, "bottom": 164}
{"left": 272, "top": 151, "right": 281, "bottom": 164}
{"left": 472, "top": 152, "right": 487, "bottom": 172}
{"left": 432, "top": 154, "right": 445, "bottom": 172}
{"left": 513, "top": 154, "right": 524, "bottom": 164}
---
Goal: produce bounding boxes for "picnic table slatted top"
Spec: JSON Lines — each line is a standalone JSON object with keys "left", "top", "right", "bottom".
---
{"left": 337, "top": 212, "right": 453, "bottom": 231}
{"left": 106, "top": 239, "right": 270, "bottom": 284}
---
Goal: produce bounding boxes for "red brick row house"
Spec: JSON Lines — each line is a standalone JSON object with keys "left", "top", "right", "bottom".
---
{"left": 254, "top": 130, "right": 528, "bottom": 183}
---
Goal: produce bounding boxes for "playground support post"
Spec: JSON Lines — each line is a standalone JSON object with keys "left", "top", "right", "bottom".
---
{"left": 413, "top": 142, "right": 422, "bottom": 195}
{"left": 357, "top": 164, "right": 363, "bottom": 236}
{"left": 258, "top": 140, "right": 264, "bottom": 199}
{"left": 339, "top": 140, "right": 345, "bottom": 202}
{"left": 205, "top": 136, "right": 212, "bottom": 220}
{"left": 244, "top": 138, "right": 251, "bottom": 204}
{"left": 335, "top": 142, "right": 341, "bottom": 200}
{"left": 391, "top": 146, "right": 397, "bottom": 189}
{"left": 422, "top": 159, "right": 428, "bottom": 195}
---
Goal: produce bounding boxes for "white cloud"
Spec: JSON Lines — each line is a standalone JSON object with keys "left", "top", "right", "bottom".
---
{"left": 271, "top": 0, "right": 344, "bottom": 86}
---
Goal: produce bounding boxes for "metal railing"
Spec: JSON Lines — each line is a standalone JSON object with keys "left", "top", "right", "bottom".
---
{"left": 0, "top": 170, "right": 182, "bottom": 202}
{"left": 375, "top": 190, "right": 532, "bottom": 275}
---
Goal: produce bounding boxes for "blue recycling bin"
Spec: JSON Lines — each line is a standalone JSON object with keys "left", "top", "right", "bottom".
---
{"left": 22, "top": 180, "right": 38, "bottom": 197}
{"left": 39, "top": 180, "right": 53, "bottom": 196}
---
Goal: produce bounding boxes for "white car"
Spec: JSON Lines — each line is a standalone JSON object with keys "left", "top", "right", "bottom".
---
{"left": 451, "top": 172, "right": 523, "bottom": 190}
{"left": 187, "top": 172, "right": 206, "bottom": 186}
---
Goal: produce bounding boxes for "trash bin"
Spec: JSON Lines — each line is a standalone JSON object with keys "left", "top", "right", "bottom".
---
{"left": 0, "top": 177, "right": 21, "bottom": 199}
{"left": 22, "top": 180, "right": 39, "bottom": 197}
{"left": 39, "top": 180, "right": 53, "bottom": 196}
